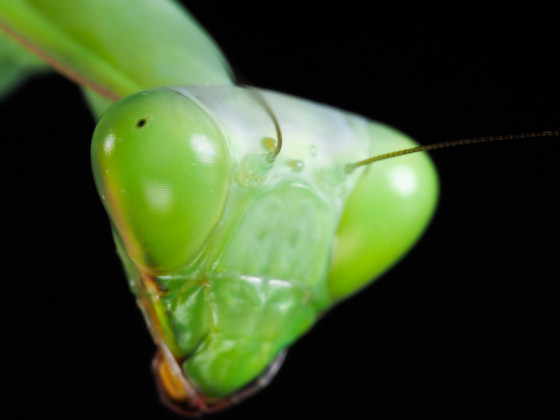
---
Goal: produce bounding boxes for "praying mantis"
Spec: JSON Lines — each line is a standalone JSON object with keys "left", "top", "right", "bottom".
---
{"left": 1, "top": 1, "right": 558, "bottom": 418}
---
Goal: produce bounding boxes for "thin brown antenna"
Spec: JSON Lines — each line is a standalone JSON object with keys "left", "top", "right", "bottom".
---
{"left": 345, "top": 130, "right": 560, "bottom": 173}
{"left": 0, "top": 19, "right": 121, "bottom": 102}
{"left": 244, "top": 86, "right": 283, "bottom": 162}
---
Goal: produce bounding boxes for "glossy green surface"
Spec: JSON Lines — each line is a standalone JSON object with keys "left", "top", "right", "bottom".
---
{"left": 91, "top": 89, "right": 231, "bottom": 273}
{"left": 330, "top": 123, "right": 439, "bottom": 300}
{"left": 0, "top": 0, "right": 232, "bottom": 115}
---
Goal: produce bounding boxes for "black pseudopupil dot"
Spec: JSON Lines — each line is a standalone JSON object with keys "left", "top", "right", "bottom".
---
{"left": 137, "top": 119, "right": 147, "bottom": 128}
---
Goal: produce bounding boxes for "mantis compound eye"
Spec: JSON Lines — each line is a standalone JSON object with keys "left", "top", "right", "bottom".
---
{"left": 91, "top": 89, "right": 231, "bottom": 273}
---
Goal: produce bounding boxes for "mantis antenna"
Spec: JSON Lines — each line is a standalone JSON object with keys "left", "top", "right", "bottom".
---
{"left": 244, "top": 86, "right": 283, "bottom": 162}
{"left": 345, "top": 130, "right": 560, "bottom": 173}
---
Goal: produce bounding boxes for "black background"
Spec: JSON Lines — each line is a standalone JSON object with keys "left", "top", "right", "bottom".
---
{"left": 2, "top": 2, "right": 559, "bottom": 419}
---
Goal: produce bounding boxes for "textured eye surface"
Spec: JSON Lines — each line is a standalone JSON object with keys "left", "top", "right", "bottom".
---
{"left": 91, "top": 89, "right": 231, "bottom": 273}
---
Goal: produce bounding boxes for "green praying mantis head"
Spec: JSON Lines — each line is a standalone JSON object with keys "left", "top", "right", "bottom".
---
{"left": 90, "top": 85, "right": 439, "bottom": 414}
{"left": 0, "top": 1, "right": 439, "bottom": 413}
{"left": 1, "top": 1, "right": 557, "bottom": 417}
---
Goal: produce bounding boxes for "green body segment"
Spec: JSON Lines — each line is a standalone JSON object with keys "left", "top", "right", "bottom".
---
{"left": 0, "top": 28, "right": 47, "bottom": 99}
{"left": 92, "top": 86, "right": 438, "bottom": 397}
{"left": 0, "top": 0, "right": 232, "bottom": 114}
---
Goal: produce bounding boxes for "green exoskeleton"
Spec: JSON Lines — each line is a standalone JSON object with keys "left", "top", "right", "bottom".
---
{"left": 1, "top": 1, "right": 557, "bottom": 416}
{"left": 90, "top": 85, "right": 437, "bottom": 411}
{"left": 0, "top": 1, "right": 436, "bottom": 412}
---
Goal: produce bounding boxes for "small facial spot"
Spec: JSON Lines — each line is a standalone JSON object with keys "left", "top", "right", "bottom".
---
{"left": 287, "top": 159, "right": 304, "bottom": 172}
{"left": 261, "top": 137, "right": 277, "bottom": 152}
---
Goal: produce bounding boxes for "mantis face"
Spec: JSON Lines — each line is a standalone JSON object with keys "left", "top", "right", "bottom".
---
{"left": 2, "top": 1, "right": 557, "bottom": 417}
{"left": 90, "top": 85, "right": 438, "bottom": 413}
